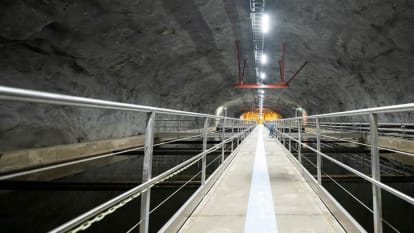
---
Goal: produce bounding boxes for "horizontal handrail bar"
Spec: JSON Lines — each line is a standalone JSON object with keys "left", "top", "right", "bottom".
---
{"left": 299, "top": 129, "right": 414, "bottom": 157}
{"left": 307, "top": 122, "right": 414, "bottom": 127}
{"left": 0, "top": 86, "right": 245, "bottom": 121}
{"left": 320, "top": 133, "right": 414, "bottom": 157}
{"left": 49, "top": 125, "right": 254, "bottom": 233}
{"left": 281, "top": 132, "right": 414, "bottom": 205}
{"left": 306, "top": 124, "right": 414, "bottom": 133}
{"left": 282, "top": 103, "right": 414, "bottom": 121}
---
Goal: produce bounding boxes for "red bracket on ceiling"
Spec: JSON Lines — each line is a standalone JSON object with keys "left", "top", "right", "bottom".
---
{"left": 235, "top": 40, "right": 247, "bottom": 85}
{"left": 234, "top": 43, "right": 308, "bottom": 89}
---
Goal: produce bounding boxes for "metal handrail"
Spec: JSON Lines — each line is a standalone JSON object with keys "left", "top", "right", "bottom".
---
{"left": 273, "top": 103, "right": 414, "bottom": 233}
{"left": 284, "top": 103, "right": 414, "bottom": 120}
{"left": 306, "top": 122, "right": 414, "bottom": 126}
{"left": 0, "top": 86, "right": 237, "bottom": 120}
{"left": 305, "top": 123, "right": 414, "bottom": 133}
{"left": 318, "top": 132, "right": 414, "bottom": 157}
{"left": 49, "top": 127, "right": 253, "bottom": 233}
{"left": 0, "top": 85, "right": 256, "bottom": 233}
{"left": 281, "top": 133, "right": 414, "bottom": 205}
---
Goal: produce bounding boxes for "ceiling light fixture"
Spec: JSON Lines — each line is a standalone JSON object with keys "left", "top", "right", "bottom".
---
{"left": 262, "top": 14, "right": 269, "bottom": 33}
{"left": 261, "top": 54, "right": 267, "bottom": 64}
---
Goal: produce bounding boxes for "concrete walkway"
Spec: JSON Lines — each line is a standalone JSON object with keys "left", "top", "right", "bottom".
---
{"left": 179, "top": 126, "right": 344, "bottom": 233}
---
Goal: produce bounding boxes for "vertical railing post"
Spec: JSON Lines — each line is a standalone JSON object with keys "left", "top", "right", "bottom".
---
{"left": 280, "top": 121, "right": 282, "bottom": 142}
{"left": 370, "top": 113, "right": 383, "bottom": 233}
{"left": 275, "top": 121, "right": 279, "bottom": 140}
{"left": 316, "top": 118, "right": 322, "bottom": 185}
{"left": 201, "top": 117, "right": 208, "bottom": 185}
{"left": 289, "top": 120, "right": 292, "bottom": 152}
{"left": 237, "top": 121, "right": 240, "bottom": 147}
{"left": 279, "top": 121, "right": 282, "bottom": 142}
{"left": 244, "top": 121, "right": 247, "bottom": 138}
{"left": 140, "top": 111, "right": 155, "bottom": 233}
{"left": 239, "top": 120, "right": 242, "bottom": 143}
{"left": 241, "top": 121, "right": 244, "bottom": 141}
{"left": 298, "top": 118, "right": 302, "bottom": 163}
{"left": 231, "top": 119, "right": 234, "bottom": 152}
{"left": 221, "top": 118, "right": 226, "bottom": 164}
{"left": 282, "top": 121, "right": 285, "bottom": 145}
{"left": 277, "top": 120, "right": 280, "bottom": 141}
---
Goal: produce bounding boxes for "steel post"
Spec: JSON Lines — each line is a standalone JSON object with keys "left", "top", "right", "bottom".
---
{"left": 279, "top": 121, "right": 281, "bottom": 141}
{"left": 275, "top": 121, "right": 278, "bottom": 140}
{"left": 201, "top": 117, "right": 208, "bottom": 185}
{"left": 240, "top": 121, "right": 242, "bottom": 142}
{"left": 280, "top": 121, "right": 282, "bottom": 143}
{"left": 231, "top": 119, "right": 234, "bottom": 152}
{"left": 243, "top": 121, "right": 246, "bottom": 139}
{"left": 237, "top": 122, "right": 240, "bottom": 147}
{"left": 316, "top": 118, "right": 322, "bottom": 185}
{"left": 140, "top": 111, "right": 155, "bottom": 233}
{"left": 370, "top": 113, "right": 383, "bottom": 233}
{"left": 221, "top": 119, "right": 225, "bottom": 164}
{"left": 222, "top": 112, "right": 226, "bottom": 164}
{"left": 289, "top": 120, "right": 292, "bottom": 152}
{"left": 241, "top": 121, "right": 244, "bottom": 141}
{"left": 298, "top": 118, "right": 302, "bottom": 163}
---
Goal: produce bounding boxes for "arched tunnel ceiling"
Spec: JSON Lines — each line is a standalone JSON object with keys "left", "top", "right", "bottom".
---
{"left": 1, "top": 0, "right": 413, "bottom": 117}
{"left": 0, "top": 0, "right": 413, "bottom": 149}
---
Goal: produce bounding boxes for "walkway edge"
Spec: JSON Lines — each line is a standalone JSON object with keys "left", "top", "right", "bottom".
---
{"left": 159, "top": 131, "right": 255, "bottom": 233}
{"left": 275, "top": 139, "right": 366, "bottom": 233}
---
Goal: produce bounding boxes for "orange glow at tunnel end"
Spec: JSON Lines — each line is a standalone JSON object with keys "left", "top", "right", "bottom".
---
{"left": 240, "top": 110, "right": 283, "bottom": 124}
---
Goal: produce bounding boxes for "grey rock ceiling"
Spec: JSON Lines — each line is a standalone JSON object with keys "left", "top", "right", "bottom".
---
{"left": 0, "top": 0, "right": 413, "bottom": 149}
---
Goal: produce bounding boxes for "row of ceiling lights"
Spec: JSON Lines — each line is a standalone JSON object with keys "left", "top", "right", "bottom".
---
{"left": 258, "top": 13, "right": 269, "bottom": 118}
{"left": 249, "top": 0, "right": 269, "bottom": 119}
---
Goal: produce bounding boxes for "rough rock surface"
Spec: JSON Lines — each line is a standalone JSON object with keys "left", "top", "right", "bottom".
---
{"left": 0, "top": 0, "right": 413, "bottom": 150}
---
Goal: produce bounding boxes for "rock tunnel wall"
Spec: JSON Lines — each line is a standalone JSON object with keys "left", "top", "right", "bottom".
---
{"left": 0, "top": 0, "right": 413, "bottom": 151}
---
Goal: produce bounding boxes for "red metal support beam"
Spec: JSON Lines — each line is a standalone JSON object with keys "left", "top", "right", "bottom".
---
{"left": 235, "top": 40, "right": 242, "bottom": 84}
{"left": 241, "top": 58, "right": 247, "bottom": 83}
{"left": 286, "top": 61, "right": 308, "bottom": 85}
{"left": 233, "top": 42, "right": 307, "bottom": 89}
{"left": 278, "top": 60, "right": 282, "bottom": 82}
{"left": 281, "top": 43, "right": 286, "bottom": 84}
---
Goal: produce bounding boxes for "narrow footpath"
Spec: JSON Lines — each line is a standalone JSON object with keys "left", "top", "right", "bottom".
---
{"left": 179, "top": 126, "right": 344, "bottom": 233}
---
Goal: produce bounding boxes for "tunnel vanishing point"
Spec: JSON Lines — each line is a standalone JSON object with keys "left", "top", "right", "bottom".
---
{"left": 0, "top": 1, "right": 413, "bottom": 233}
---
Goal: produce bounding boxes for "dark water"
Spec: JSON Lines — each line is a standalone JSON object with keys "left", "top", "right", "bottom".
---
{"left": 323, "top": 181, "right": 414, "bottom": 233}
{"left": 0, "top": 139, "right": 232, "bottom": 233}
{"left": 0, "top": 186, "right": 198, "bottom": 233}
{"left": 289, "top": 140, "right": 414, "bottom": 233}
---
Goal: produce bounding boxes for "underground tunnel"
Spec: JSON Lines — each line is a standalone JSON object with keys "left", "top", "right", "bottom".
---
{"left": 0, "top": 0, "right": 413, "bottom": 233}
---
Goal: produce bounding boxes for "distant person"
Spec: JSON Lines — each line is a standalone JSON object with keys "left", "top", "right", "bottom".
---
{"left": 269, "top": 124, "right": 274, "bottom": 137}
